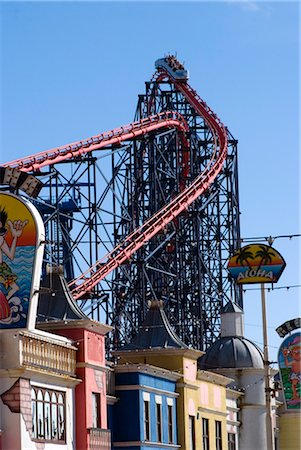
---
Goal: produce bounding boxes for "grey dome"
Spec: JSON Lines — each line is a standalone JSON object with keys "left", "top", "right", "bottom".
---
{"left": 198, "top": 336, "right": 264, "bottom": 370}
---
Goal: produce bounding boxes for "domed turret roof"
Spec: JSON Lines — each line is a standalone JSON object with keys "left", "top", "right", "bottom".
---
{"left": 198, "top": 336, "right": 264, "bottom": 370}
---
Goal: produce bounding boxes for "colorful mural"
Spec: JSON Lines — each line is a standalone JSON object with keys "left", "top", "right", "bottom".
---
{"left": 0, "top": 192, "right": 44, "bottom": 329}
{"left": 227, "top": 244, "right": 286, "bottom": 284}
{"left": 278, "top": 332, "right": 301, "bottom": 410}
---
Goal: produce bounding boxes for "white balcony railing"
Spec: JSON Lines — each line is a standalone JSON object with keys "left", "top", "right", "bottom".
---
{"left": 20, "top": 332, "right": 77, "bottom": 377}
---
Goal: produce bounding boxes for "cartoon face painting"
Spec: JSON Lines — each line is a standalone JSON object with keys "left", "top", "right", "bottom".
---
{"left": 0, "top": 192, "right": 44, "bottom": 329}
{"left": 278, "top": 332, "right": 301, "bottom": 409}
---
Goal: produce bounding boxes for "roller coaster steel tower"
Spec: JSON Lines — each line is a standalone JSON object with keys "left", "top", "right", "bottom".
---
{"left": 2, "top": 57, "right": 242, "bottom": 352}
{"left": 110, "top": 78, "right": 242, "bottom": 350}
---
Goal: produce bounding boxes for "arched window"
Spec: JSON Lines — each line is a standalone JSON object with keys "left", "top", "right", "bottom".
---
{"left": 44, "top": 391, "right": 51, "bottom": 440}
{"left": 31, "top": 389, "right": 37, "bottom": 439}
{"left": 31, "top": 386, "right": 66, "bottom": 443}
{"left": 37, "top": 390, "right": 44, "bottom": 438}
{"left": 58, "top": 394, "right": 65, "bottom": 440}
{"left": 51, "top": 392, "right": 58, "bottom": 439}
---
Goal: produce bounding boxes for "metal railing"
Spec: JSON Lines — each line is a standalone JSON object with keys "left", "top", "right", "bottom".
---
{"left": 88, "top": 428, "right": 111, "bottom": 450}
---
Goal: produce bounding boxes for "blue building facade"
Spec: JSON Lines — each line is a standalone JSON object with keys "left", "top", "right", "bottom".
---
{"left": 111, "top": 364, "right": 181, "bottom": 450}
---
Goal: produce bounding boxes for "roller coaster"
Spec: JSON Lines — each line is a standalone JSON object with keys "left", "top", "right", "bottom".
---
{"left": 1, "top": 56, "right": 242, "bottom": 352}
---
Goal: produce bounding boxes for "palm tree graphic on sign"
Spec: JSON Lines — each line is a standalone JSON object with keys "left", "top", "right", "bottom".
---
{"left": 235, "top": 245, "right": 254, "bottom": 269}
{"left": 255, "top": 245, "right": 276, "bottom": 267}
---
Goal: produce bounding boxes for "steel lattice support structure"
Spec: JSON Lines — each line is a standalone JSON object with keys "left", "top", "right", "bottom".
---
{"left": 11, "top": 68, "right": 242, "bottom": 353}
{"left": 109, "top": 78, "right": 242, "bottom": 351}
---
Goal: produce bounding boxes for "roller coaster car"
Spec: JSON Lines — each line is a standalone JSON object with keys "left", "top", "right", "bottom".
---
{"left": 155, "top": 57, "right": 189, "bottom": 81}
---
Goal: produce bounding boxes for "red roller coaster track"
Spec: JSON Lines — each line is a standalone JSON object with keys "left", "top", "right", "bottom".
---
{"left": 2, "top": 57, "right": 228, "bottom": 300}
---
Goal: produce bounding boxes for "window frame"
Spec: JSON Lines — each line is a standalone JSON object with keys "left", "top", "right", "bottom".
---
{"left": 202, "top": 417, "right": 210, "bottom": 450}
{"left": 167, "top": 403, "right": 174, "bottom": 444}
{"left": 228, "top": 432, "right": 236, "bottom": 450}
{"left": 31, "top": 386, "right": 66, "bottom": 443}
{"left": 143, "top": 399, "right": 150, "bottom": 441}
{"left": 92, "top": 392, "right": 101, "bottom": 429}
{"left": 189, "top": 415, "right": 196, "bottom": 450}
{"left": 215, "top": 420, "right": 222, "bottom": 450}
{"left": 156, "top": 402, "right": 162, "bottom": 442}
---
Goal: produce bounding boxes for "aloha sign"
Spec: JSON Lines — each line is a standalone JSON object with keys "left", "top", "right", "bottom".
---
{"left": 227, "top": 244, "right": 286, "bottom": 284}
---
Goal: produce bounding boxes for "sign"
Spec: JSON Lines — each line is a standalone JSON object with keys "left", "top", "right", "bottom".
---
{"left": 276, "top": 318, "right": 301, "bottom": 338}
{"left": 0, "top": 192, "right": 45, "bottom": 329}
{"left": 227, "top": 244, "right": 286, "bottom": 284}
{"left": 0, "top": 166, "right": 43, "bottom": 198}
{"left": 278, "top": 331, "right": 301, "bottom": 409}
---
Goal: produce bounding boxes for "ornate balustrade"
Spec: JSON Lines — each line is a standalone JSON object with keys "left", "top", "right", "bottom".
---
{"left": 88, "top": 428, "right": 111, "bottom": 450}
{"left": 20, "top": 332, "right": 77, "bottom": 377}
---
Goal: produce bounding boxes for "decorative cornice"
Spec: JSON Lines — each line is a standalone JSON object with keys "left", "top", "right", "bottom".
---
{"left": 114, "top": 384, "right": 179, "bottom": 398}
{"left": 114, "top": 363, "right": 181, "bottom": 381}
{"left": 227, "top": 406, "right": 241, "bottom": 412}
{"left": 197, "top": 406, "right": 227, "bottom": 417}
{"left": 207, "top": 367, "right": 266, "bottom": 377}
{"left": 226, "top": 388, "right": 244, "bottom": 399}
{"left": 0, "top": 328, "right": 75, "bottom": 348}
{"left": 176, "top": 382, "right": 199, "bottom": 391}
{"left": 38, "top": 319, "right": 113, "bottom": 335}
{"left": 227, "top": 419, "right": 241, "bottom": 426}
{"left": 76, "top": 362, "right": 108, "bottom": 372}
{"left": 0, "top": 368, "right": 81, "bottom": 387}
{"left": 197, "top": 370, "right": 233, "bottom": 386}
{"left": 114, "top": 347, "right": 203, "bottom": 360}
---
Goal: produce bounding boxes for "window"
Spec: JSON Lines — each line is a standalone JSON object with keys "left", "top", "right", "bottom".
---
{"left": 31, "top": 387, "right": 66, "bottom": 442}
{"left": 156, "top": 402, "right": 162, "bottom": 442}
{"left": 92, "top": 392, "right": 101, "bottom": 428}
{"left": 144, "top": 400, "right": 150, "bottom": 441}
{"left": 189, "top": 416, "right": 196, "bottom": 450}
{"left": 215, "top": 420, "right": 222, "bottom": 450}
{"left": 167, "top": 403, "right": 173, "bottom": 444}
{"left": 228, "top": 432, "right": 236, "bottom": 450}
{"left": 202, "top": 418, "right": 209, "bottom": 450}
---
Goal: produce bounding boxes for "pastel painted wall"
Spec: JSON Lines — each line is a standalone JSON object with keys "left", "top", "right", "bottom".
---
{"left": 180, "top": 379, "right": 229, "bottom": 450}
{"left": 55, "top": 326, "right": 108, "bottom": 450}
{"left": 138, "top": 389, "right": 177, "bottom": 445}
{"left": 115, "top": 350, "right": 230, "bottom": 450}
{"left": 279, "top": 412, "right": 301, "bottom": 450}
{"left": 112, "top": 368, "right": 178, "bottom": 449}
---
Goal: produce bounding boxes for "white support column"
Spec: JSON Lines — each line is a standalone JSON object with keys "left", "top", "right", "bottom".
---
{"left": 261, "top": 283, "right": 274, "bottom": 450}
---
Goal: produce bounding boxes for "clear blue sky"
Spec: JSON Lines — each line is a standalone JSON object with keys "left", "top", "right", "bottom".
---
{"left": 0, "top": 1, "right": 299, "bottom": 363}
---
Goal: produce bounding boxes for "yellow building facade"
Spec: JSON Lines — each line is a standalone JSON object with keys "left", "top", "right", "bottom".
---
{"left": 116, "top": 347, "right": 234, "bottom": 450}
{"left": 278, "top": 411, "right": 301, "bottom": 450}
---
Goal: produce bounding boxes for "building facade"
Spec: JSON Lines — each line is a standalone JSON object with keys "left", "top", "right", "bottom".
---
{"left": 0, "top": 252, "right": 112, "bottom": 450}
{"left": 114, "top": 300, "right": 233, "bottom": 450}
{"left": 111, "top": 363, "right": 180, "bottom": 449}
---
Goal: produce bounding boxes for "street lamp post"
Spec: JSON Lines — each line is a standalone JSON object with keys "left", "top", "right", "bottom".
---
{"left": 227, "top": 243, "right": 286, "bottom": 450}
{"left": 261, "top": 283, "right": 274, "bottom": 450}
